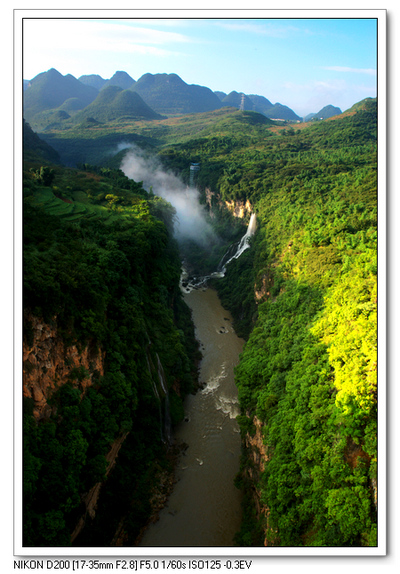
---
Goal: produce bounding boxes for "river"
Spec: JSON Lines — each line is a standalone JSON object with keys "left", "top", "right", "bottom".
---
{"left": 139, "top": 286, "right": 245, "bottom": 548}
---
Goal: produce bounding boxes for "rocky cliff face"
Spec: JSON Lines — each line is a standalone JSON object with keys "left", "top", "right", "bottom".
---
{"left": 71, "top": 431, "right": 129, "bottom": 543}
{"left": 23, "top": 312, "right": 132, "bottom": 542}
{"left": 254, "top": 272, "right": 274, "bottom": 302}
{"left": 204, "top": 188, "right": 253, "bottom": 221}
{"left": 244, "top": 415, "right": 271, "bottom": 546}
{"left": 224, "top": 199, "right": 253, "bottom": 219}
{"left": 23, "top": 313, "right": 105, "bottom": 420}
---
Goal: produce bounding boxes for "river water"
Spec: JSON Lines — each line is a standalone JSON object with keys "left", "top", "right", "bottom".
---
{"left": 139, "top": 286, "right": 245, "bottom": 548}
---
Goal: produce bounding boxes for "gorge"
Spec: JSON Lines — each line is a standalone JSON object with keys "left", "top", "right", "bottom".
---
{"left": 133, "top": 190, "right": 257, "bottom": 546}
{"left": 22, "top": 100, "right": 378, "bottom": 549}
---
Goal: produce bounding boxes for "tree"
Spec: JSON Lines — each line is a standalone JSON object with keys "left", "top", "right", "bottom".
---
{"left": 31, "top": 165, "right": 55, "bottom": 186}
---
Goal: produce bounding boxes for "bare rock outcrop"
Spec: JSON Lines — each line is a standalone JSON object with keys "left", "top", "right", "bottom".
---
{"left": 224, "top": 199, "right": 253, "bottom": 219}
{"left": 23, "top": 313, "right": 105, "bottom": 420}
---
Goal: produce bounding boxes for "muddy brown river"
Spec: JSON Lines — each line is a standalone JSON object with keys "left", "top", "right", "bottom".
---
{"left": 139, "top": 286, "right": 245, "bottom": 547}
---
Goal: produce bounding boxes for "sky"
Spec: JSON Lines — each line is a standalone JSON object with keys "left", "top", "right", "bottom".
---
{"left": 22, "top": 13, "right": 379, "bottom": 119}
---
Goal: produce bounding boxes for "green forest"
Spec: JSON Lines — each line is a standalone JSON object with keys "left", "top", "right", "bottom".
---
{"left": 23, "top": 151, "right": 200, "bottom": 546}
{"left": 162, "top": 103, "right": 378, "bottom": 546}
{"left": 23, "top": 98, "right": 378, "bottom": 547}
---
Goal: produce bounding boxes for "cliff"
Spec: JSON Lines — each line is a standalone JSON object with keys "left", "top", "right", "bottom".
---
{"left": 23, "top": 312, "right": 129, "bottom": 542}
{"left": 23, "top": 312, "right": 105, "bottom": 420}
{"left": 70, "top": 431, "right": 129, "bottom": 543}
{"left": 243, "top": 415, "right": 268, "bottom": 540}
{"left": 204, "top": 188, "right": 253, "bottom": 221}
{"left": 224, "top": 199, "right": 253, "bottom": 219}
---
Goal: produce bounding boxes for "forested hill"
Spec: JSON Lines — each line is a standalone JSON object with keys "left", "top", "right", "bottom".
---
{"left": 223, "top": 102, "right": 378, "bottom": 546}
{"left": 155, "top": 98, "right": 378, "bottom": 546}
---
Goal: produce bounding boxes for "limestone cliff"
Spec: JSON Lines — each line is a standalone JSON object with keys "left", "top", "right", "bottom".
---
{"left": 204, "top": 187, "right": 216, "bottom": 217}
{"left": 243, "top": 415, "right": 272, "bottom": 546}
{"left": 23, "top": 313, "right": 105, "bottom": 420}
{"left": 224, "top": 199, "right": 253, "bottom": 219}
{"left": 204, "top": 187, "right": 253, "bottom": 221}
{"left": 23, "top": 312, "right": 132, "bottom": 543}
{"left": 254, "top": 272, "right": 274, "bottom": 303}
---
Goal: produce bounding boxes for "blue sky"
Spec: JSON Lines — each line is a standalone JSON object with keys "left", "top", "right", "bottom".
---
{"left": 22, "top": 15, "right": 379, "bottom": 117}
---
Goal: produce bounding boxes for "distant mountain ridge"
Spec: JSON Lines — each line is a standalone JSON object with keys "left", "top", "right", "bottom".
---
{"left": 78, "top": 74, "right": 107, "bottom": 90}
{"left": 102, "top": 71, "right": 136, "bottom": 91}
{"left": 130, "top": 73, "right": 223, "bottom": 115}
{"left": 247, "top": 94, "right": 274, "bottom": 114}
{"left": 23, "top": 68, "right": 341, "bottom": 130}
{"left": 305, "top": 105, "right": 342, "bottom": 121}
{"left": 24, "top": 68, "right": 98, "bottom": 121}
{"left": 221, "top": 91, "right": 254, "bottom": 111}
{"left": 73, "top": 85, "right": 164, "bottom": 123}
{"left": 219, "top": 91, "right": 300, "bottom": 121}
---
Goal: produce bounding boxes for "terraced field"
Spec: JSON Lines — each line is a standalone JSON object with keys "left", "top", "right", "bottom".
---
{"left": 26, "top": 181, "right": 140, "bottom": 225}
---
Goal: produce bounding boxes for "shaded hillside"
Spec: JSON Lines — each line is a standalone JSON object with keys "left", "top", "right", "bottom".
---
{"left": 263, "top": 102, "right": 301, "bottom": 121}
{"left": 58, "top": 98, "right": 85, "bottom": 113}
{"left": 23, "top": 120, "right": 61, "bottom": 164}
{"left": 222, "top": 91, "right": 255, "bottom": 111}
{"left": 247, "top": 94, "right": 274, "bottom": 115}
{"left": 214, "top": 91, "right": 227, "bottom": 101}
{"left": 132, "top": 73, "right": 223, "bottom": 115}
{"left": 72, "top": 85, "right": 164, "bottom": 123}
{"left": 221, "top": 91, "right": 301, "bottom": 121}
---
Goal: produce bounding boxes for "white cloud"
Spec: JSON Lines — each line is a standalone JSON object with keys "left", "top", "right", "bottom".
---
{"left": 215, "top": 21, "right": 300, "bottom": 38}
{"left": 23, "top": 19, "right": 190, "bottom": 61}
{"left": 216, "top": 22, "right": 269, "bottom": 35}
{"left": 322, "top": 66, "right": 376, "bottom": 75}
{"left": 23, "top": 18, "right": 191, "bottom": 78}
{"left": 83, "top": 20, "right": 190, "bottom": 46}
{"left": 313, "top": 79, "right": 347, "bottom": 92}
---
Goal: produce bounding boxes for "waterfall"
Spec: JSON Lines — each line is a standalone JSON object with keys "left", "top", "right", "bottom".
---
{"left": 145, "top": 352, "right": 164, "bottom": 443}
{"left": 156, "top": 354, "right": 172, "bottom": 445}
{"left": 181, "top": 213, "right": 257, "bottom": 293}
{"left": 145, "top": 339, "right": 172, "bottom": 445}
{"left": 217, "top": 213, "right": 257, "bottom": 273}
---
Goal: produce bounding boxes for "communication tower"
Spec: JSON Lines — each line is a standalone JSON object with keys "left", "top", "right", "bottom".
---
{"left": 190, "top": 162, "right": 200, "bottom": 187}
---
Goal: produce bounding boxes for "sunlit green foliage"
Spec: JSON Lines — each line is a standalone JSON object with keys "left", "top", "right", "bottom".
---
{"left": 229, "top": 107, "right": 377, "bottom": 547}
{"left": 24, "top": 100, "right": 378, "bottom": 548}
{"left": 162, "top": 105, "right": 378, "bottom": 547}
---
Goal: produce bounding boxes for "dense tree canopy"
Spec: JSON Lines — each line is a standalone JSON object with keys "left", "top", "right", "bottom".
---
{"left": 157, "top": 102, "right": 378, "bottom": 546}
{"left": 23, "top": 99, "right": 378, "bottom": 547}
{"left": 23, "top": 164, "right": 199, "bottom": 546}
